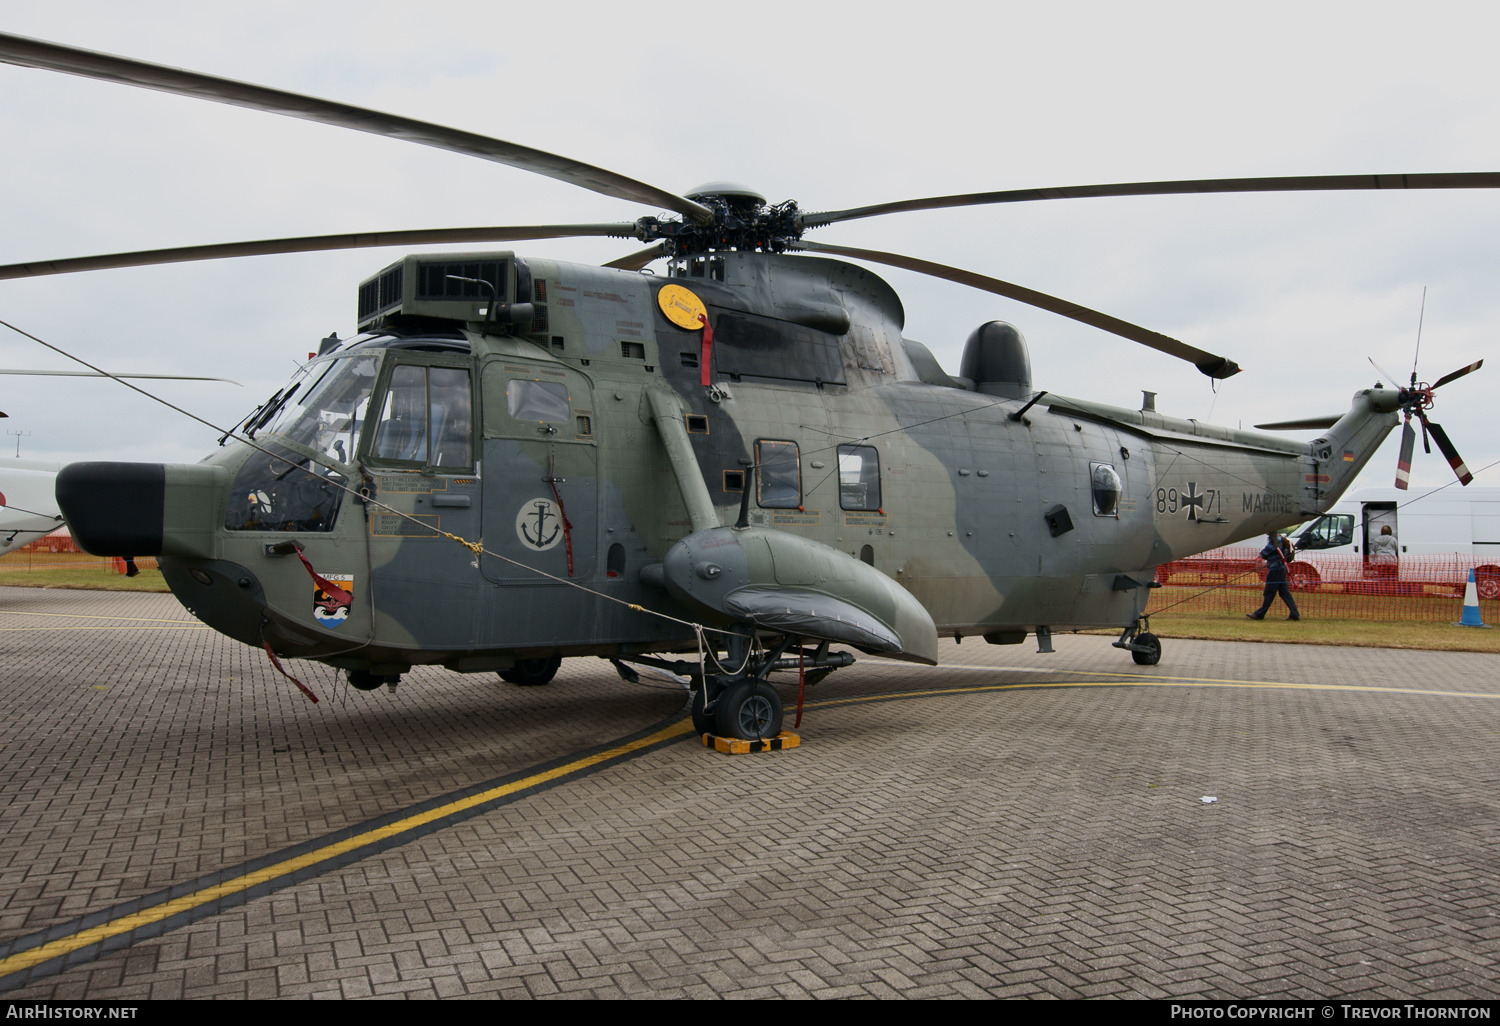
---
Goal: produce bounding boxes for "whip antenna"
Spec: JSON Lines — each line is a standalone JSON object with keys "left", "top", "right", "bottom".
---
{"left": 1411, "top": 286, "right": 1427, "bottom": 388}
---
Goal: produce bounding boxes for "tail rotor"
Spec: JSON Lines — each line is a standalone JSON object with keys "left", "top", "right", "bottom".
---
{"left": 1389, "top": 359, "right": 1482, "bottom": 490}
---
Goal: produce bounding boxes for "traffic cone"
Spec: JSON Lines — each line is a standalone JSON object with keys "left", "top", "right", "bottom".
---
{"left": 1455, "top": 569, "right": 1490, "bottom": 628}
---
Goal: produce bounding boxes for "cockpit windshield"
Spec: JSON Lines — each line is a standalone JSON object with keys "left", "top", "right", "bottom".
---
{"left": 257, "top": 354, "right": 381, "bottom": 466}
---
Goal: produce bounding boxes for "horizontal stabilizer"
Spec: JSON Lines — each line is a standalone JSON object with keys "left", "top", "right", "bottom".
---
{"left": 1254, "top": 415, "right": 1341, "bottom": 431}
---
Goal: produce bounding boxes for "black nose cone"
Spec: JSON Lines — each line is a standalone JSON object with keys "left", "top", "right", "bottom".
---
{"left": 55, "top": 462, "right": 165, "bottom": 556}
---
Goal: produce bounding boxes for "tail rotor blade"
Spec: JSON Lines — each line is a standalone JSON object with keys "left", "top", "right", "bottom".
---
{"left": 1395, "top": 418, "right": 1415, "bottom": 491}
{"left": 1425, "top": 420, "right": 1474, "bottom": 486}
{"left": 1368, "top": 356, "right": 1403, "bottom": 387}
{"left": 1430, "top": 359, "right": 1484, "bottom": 390}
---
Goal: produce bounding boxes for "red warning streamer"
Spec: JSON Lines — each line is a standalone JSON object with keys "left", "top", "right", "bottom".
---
{"left": 548, "top": 450, "right": 575, "bottom": 577}
{"left": 291, "top": 544, "right": 353, "bottom": 612}
{"left": 262, "top": 639, "right": 319, "bottom": 703}
{"left": 698, "top": 313, "right": 714, "bottom": 387}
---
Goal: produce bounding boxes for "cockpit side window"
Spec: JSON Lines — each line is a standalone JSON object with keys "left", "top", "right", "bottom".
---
{"left": 370, "top": 363, "right": 473, "bottom": 469}
{"left": 430, "top": 367, "right": 472, "bottom": 468}
{"left": 756, "top": 439, "right": 801, "bottom": 508}
{"left": 373, "top": 365, "right": 429, "bottom": 463}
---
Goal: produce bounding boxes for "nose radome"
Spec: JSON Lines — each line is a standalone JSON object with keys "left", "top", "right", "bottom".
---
{"left": 57, "top": 462, "right": 226, "bottom": 558}
{"left": 56, "top": 462, "right": 165, "bottom": 556}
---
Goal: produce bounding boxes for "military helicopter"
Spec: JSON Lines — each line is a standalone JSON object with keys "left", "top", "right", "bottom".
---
{"left": 0, "top": 32, "right": 1488, "bottom": 740}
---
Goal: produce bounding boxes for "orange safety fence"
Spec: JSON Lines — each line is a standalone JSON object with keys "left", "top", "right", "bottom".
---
{"left": 1148, "top": 548, "right": 1500, "bottom": 623}
{"left": 0, "top": 536, "right": 160, "bottom": 575}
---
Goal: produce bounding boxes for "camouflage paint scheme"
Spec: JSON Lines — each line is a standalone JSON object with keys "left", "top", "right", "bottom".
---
{"left": 68, "top": 248, "right": 1400, "bottom": 675}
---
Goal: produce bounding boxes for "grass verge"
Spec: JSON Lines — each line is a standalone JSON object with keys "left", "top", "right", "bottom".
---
{"left": 0, "top": 567, "right": 171, "bottom": 592}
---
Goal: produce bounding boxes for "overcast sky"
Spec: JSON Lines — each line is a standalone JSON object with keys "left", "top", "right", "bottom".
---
{"left": 1, "top": 1, "right": 1496, "bottom": 498}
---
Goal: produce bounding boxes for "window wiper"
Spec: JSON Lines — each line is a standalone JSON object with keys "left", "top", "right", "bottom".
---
{"left": 247, "top": 383, "right": 299, "bottom": 439}
{"left": 223, "top": 388, "right": 281, "bottom": 445}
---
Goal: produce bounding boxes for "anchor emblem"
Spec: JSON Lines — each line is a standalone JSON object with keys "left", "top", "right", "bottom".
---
{"left": 515, "top": 498, "right": 563, "bottom": 551}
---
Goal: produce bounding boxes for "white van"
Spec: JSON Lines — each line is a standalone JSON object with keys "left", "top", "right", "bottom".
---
{"left": 1289, "top": 486, "right": 1500, "bottom": 598}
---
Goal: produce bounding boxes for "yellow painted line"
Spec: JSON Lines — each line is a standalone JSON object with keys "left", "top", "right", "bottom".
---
{"left": 859, "top": 660, "right": 1500, "bottom": 698}
{"left": 0, "top": 610, "right": 200, "bottom": 624}
{"left": 803, "top": 678, "right": 1500, "bottom": 710}
{"left": 0, "top": 717, "right": 695, "bottom": 980}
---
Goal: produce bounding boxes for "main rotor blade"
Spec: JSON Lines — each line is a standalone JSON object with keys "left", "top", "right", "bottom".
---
{"left": 0, "top": 32, "right": 713, "bottom": 226}
{"left": 793, "top": 240, "right": 1240, "bottom": 379}
{"left": 0, "top": 369, "right": 240, "bottom": 384}
{"left": 1395, "top": 418, "right": 1415, "bottom": 490}
{"left": 1431, "top": 359, "right": 1483, "bottom": 390}
{"left": 0, "top": 223, "right": 636, "bottom": 280}
{"left": 1254, "top": 416, "right": 1341, "bottom": 431}
{"left": 1424, "top": 419, "right": 1474, "bottom": 486}
{"left": 803, "top": 173, "right": 1500, "bottom": 228}
{"left": 602, "top": 243, "right": 667, "bottom": 271}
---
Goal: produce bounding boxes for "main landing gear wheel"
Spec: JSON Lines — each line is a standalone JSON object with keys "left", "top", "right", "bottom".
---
{"left": 1131, "top": 632, "right": 1162, "bottom": 666}
{"left": 498, "top": 656, "right": 562, "bottom": 686}
{"left": 715, "top": 680, "right": 784, "bottom": 740}
{"left": 691, "top": 688, "right": 715, "bottom": 736}
{"left": 1476, "top": 567, "right": 1500, "bottom": 602}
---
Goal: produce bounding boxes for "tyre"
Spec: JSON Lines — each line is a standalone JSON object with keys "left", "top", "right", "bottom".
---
{"left": 1131, "top": 632, "right": 1162, "bottom": 666}
{"left": 498, "top": 655, "right": 562, "bottom": 686}
{"left": 714, "top": 680, "right": 784, "bottom": 740}
{"left": 346, "top": 669, "right": 385, "bottom": 691}
{"left": 691, "top": 688, "right": 715, "bottom": 737}
{"left": 1287, "top": 563, "right": 1321, "bottom": 592}
{"left": 1477, "top": 567, "right": 1500, "bottom": 602}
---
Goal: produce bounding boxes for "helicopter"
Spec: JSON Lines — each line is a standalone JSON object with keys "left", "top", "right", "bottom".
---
{"left": 0, "top": 32, "right": 1488, "bottom": 741}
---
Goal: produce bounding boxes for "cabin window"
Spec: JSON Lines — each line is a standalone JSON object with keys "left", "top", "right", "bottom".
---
{"left": 837, "top": 444, "right": 882, "bottom": 511}
{"left": 505, "top": 378, "right": 570, "bottom": 423}
{"left": 1090, "top": 462, "right": 1122, "bottom": 517}
{"left": 371, "top": 364, "right": 473, "bottom": 468}
{"left": 756, "top": 440, "right": 801, "bottom": 508}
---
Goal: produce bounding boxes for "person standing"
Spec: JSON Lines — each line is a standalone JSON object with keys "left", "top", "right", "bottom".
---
{"left": 1370, "top": 524, "right": 1398, "bottom": 563}
{"left": 1247, "top": 532, "right": 1301, "bottom": 621}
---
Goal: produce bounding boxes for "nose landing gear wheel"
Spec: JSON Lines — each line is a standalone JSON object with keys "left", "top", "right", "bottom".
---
{"left": 714, "top": 681, "right": 784, "bottom": 740}
{"left": 346, "top": 669, "right": 385, "bottom": 691}
{"left": 498, "top": 655, "right": 562, "bottom": 686}
{"left": 1131, "top": 631, "right": 1162, "bottom": 666}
